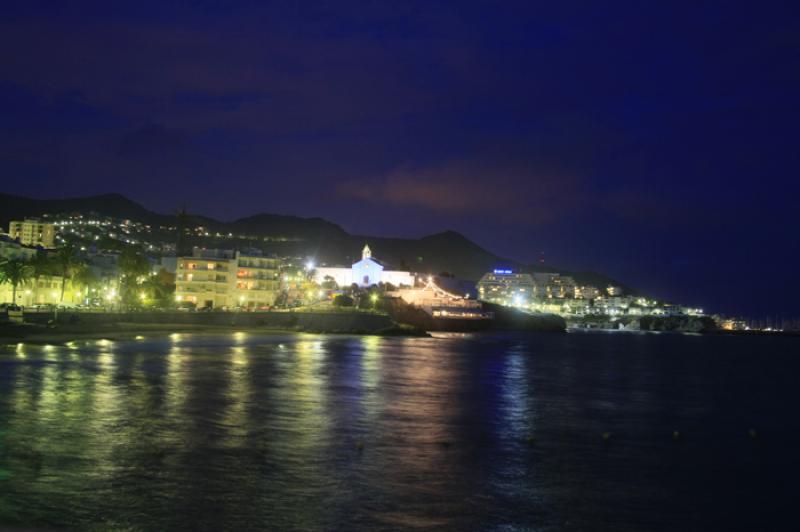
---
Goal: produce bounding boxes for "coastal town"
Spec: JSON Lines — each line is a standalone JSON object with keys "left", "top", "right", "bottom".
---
{"left": 0, "top": 213, "right": 780, "bottom": 333}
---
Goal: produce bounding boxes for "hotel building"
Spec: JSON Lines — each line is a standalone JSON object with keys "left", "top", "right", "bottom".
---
{"left": 175, "top": 249, "right": 281, "bottom": 309}
{"left": 8, "top": 218, "right": 56, "bottom": 248}
{"left": 477, "top": 269, "right": 534, "bottom": 305}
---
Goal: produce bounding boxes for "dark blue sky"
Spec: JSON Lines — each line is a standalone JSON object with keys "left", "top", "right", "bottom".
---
{"left": 2, "top": 1, "right": 799, "bottom": 317}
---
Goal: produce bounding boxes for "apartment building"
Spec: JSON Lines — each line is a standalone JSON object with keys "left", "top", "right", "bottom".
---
{"left": 175, "top": 249, "right": 280, "bottom": 309}
{"left": 8, "top": 218, "right": 56, "bottom": 248}
{"left": 532, "top": 273, "right": 577, "bottom": 299}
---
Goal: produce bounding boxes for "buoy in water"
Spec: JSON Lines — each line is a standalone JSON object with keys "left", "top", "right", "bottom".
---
{"left": 526, "top": 435, "right": 536, "bottom": 445}
{"left": 602, "top": 432, "right": 611, "bottom": 441}
{"left": 748, "top": 428, "right": 757, "bottom": 439}
{"left": 356, "top": 441, "right": 364, "bottom": 452}
{"left": 672, "top": 430, "right": 681, "bottom": 441}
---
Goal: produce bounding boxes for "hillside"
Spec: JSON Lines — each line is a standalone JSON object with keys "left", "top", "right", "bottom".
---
{"left": 0, "top": 192, "right": 169, "bottom": 226}
{"left": 0, "top": 191, "right": 625, "bottom": 287}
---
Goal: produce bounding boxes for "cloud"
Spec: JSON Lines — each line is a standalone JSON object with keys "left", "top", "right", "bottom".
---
{"left": 337, "top": 159, "right": 585, "bottom": 224}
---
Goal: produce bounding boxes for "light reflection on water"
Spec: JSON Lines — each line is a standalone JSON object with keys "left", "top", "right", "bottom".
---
{"left": 0, "top": 332, "right": 799, "bottom": 531}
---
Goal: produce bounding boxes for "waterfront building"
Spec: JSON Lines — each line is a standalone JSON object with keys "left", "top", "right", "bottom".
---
{"left": 8, "top": 218, "right": 55, "bottom": 248}
{"left": 531, "top": 273, "right": 558, "bottom": 298}
{"left": 175, "top": 251, "right": 234, "bottom": 309}
{"left": 175, "top": 248, "right": 281, "bottom": 309}
{"left": 0, "top": 273, "right": 82, "bottom": 307}
{"left": 234, "top": 254, "right": 282, "bottom": 308}
{"left": 314, "top": 245, "right": 414, "bottom": 288}
{"left": 716, "top": 316, "right": 747, "bottom": 330}
{"left": 531, "top": 272, "right": 576, "bottom": 299}
{"left": 477, "top": 269, "right": 534, "bottom": 305}
{"left": 390, "top": 278, "right": 492, "bottom": 319}
{"left": 594, "top": 296, "right": 632, "bottom": 315}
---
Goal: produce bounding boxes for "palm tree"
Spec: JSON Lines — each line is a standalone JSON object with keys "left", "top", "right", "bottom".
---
{"left": 119, "top": 247, "right": 151, "bottom": 279}
{"left": 141, "top": 271, "right": 176, "bottom": 308}
{"left": 52, "top": 245, "right": 84, "bottom": 303}
{"left": 29, "top": 252, "right": 55, "bottom": 303}
{"left": 119, "top": 247, "right": 152, "bottom": 308}
{"left": 72, "top": 265, "right": 99, "bottom": 305}
{"left": 175, "top": 206, "right": 192, "bottom": 256}
{"left": 0, "top": 258, "right": 34, "bottom": 305}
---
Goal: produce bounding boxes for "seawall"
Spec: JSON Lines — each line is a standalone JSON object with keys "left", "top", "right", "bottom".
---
{"left": 17, "top": 310, "right": 399, "bottom": 334}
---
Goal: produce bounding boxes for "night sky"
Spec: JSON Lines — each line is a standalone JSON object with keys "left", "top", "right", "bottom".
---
{"left": 2, "top": 1, "right": 799, "bottom": 318}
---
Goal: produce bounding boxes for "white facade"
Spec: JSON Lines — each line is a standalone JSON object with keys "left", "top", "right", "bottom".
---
{"left": 315, "top": 245, "right": 414, "bottom": 288}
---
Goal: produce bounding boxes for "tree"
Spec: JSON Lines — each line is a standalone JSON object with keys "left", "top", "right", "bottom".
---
{"left": 119, "top": 247, "right": 151, "bottom": 278}
{"left": 358, "top": 288, "right": 380, "bottom": 310}
{"left": 29, "top": 252, "right": 55, "bottom": 301}
{"left": 332, "top": 294, "right": 354, "bottom": 307}
{"left": 72, "top": 265, "right": 99, "bottom": 304}
{"left": 274, "top": 289, "right": 289, "bottom": 308}
{"left": 175, "top": 207, "right": 191, "bottom": 256}
{"left": 379, "top": 282, "right": 396, "bottom": 292}
{"left": 141, "top": 268, "right": 176, "bottom": 308}
{"left": 0, "top": 259, "right": 34, "bottom": 305}
{"left": 52, "top": 245, "right": 84, "bottom": 303}
{"left": 321, "top": 275, "right": 338, "bottom": 290}
{"left": 118, "top": 248, "right": 152, "bottom": 309}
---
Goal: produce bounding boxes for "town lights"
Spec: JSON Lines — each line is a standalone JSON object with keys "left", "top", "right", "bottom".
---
{"left": 305, "top": 260, "right": 315, "bottom": 271}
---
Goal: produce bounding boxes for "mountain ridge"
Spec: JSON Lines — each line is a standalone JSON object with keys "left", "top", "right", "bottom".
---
{"left": 0, "top": 191, "right": 625, "bottom": 288}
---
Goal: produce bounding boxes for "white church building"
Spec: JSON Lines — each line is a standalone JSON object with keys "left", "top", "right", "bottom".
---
{"left": 315, "top": 245, "right": 415, "bottom": 288}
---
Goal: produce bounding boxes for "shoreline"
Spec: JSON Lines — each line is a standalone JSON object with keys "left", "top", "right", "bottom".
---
{"left": 0, "top": 321, "right": 429, "bottom": 345}
{"left": 567, "top": 326, "right": 800, "bottom": 338}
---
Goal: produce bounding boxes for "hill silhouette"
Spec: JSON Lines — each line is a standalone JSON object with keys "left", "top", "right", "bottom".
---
{"left": 0, "top": 192, "right": 626, "bottom": 287}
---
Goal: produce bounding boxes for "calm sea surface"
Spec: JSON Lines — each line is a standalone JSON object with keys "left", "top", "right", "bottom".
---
{"left": 0, "top": 331, "right": 798, "bottom": 531}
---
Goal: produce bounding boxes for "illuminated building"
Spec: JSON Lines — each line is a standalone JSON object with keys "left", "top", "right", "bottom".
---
{"left": 175, "top": 248, "right": 281, "bottom": 309}
{"left": 531, "top": 273, "right": 577, "bottom": 299}
{"left": 477, "top": 269, "right": 534, "bottom": 305}
{"left": 234, "top": 254, "right": 282, "bottom": 308}
{"left": 606, "top": 285, "right": 623, "bottom": 296}
{"left": 390, "top": 278, "right": 492, "bottom": 319}
{"left": 575, "top": 285, "right": 601, "bottom": 299}
{"left": 0, "top": 272, "right": 81, "bottom": 306}
{"left": 8, "top": 218, "right": 55, "bottom": 248}
{"left": 314, "top": 245, "right": 414, "bottom": 288}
